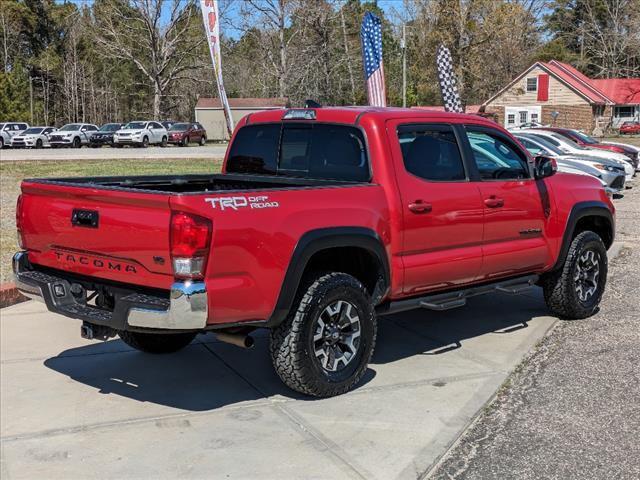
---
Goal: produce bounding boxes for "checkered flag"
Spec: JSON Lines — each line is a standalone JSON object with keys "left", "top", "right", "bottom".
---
{"left": 436, "top": 45, "right": 463, "bottom": 113}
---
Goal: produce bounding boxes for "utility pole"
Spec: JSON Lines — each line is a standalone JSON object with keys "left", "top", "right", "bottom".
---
{"left": 29, "top": 76, "right": 33, "bottom": 124}
{"left": 401, "top": 23, "right": 407, "bottom": 108}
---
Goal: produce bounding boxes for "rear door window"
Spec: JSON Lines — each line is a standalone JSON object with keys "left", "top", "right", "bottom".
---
{"left": 227, "top": 123, "right": 369, "bottom": 181}
{"left": 397, "top": 124, "right": 466, "bottom": 181}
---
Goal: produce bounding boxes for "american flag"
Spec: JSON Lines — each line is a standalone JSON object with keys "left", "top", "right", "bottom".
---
{"left": 360, "top": 12, "right": 386, "bottom": 107}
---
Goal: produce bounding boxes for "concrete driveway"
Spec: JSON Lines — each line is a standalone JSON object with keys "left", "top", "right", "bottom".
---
{"left": 1, "top": 289, "right": 556, "bottom": 479}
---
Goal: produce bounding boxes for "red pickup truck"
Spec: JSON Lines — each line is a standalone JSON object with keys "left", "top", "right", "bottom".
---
{"left": 14, "top": 107, "right": 615, "bottom": 397}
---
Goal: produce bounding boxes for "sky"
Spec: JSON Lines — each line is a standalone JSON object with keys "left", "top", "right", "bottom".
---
{"left": 65, "top": 0, "right": 406, "bottom": 39}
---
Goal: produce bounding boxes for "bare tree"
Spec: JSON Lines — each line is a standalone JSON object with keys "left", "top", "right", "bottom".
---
{"left": 94, "top": 0, "right": 205, "bottom": 119}
{"left": 581, "top": 0, "right": 640, "bottom": 77}
{"left": 239, "top": 0, "right": 297, "bottom": 97}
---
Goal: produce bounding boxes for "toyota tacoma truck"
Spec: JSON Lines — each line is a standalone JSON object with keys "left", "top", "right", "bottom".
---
{"left": 14, "top": 107, "right": 615, "bottom": 397}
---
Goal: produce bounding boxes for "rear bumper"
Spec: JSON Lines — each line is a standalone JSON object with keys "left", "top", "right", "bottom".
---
{"left": 13, "top": 252, "right": 208, "bottom": 332}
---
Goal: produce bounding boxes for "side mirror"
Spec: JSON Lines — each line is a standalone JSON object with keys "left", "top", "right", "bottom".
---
{"left": 534, "top": 155, "right": 557, "bottom": 179}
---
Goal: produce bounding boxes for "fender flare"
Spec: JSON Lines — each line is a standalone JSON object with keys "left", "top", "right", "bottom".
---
{"left": 552, "top": 200, "right": 614, "bottom": 271}
{"left": 266, "top": 227, "right": 390, "bottom": 327}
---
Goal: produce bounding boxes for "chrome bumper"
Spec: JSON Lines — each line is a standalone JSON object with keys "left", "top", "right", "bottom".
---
{"left": 13, "top": 252, "right": 208, "bottom": 331}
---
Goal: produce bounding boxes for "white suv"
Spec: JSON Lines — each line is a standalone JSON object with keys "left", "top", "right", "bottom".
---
{"left": 113, "top": 121, "right": 168, "bottom": 148}
{"left": 0, "top": 122, "right": 29, "bottom": 148}
{"left": 49, "top": 123, "right": 99, "bottom": 148}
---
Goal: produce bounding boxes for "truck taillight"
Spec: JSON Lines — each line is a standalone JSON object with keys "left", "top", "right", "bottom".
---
{"left": 170, "top": 212, "right": 212, "bottom": 280}
{"left": 16, "top": 194, "right": 25, "bottom": 249}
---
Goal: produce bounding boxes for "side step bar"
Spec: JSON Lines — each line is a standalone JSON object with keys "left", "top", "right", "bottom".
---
{"left": 376, "top": 274, "right": 538, "bottom": 316}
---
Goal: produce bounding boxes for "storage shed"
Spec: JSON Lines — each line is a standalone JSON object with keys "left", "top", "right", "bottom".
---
{"left": 195, "top": 97, "right": 289, "bottom": 141}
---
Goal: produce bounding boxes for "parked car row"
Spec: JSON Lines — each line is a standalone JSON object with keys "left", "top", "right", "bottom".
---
{"left": 0, "top": 121, "right": 208, "bottom": 149}
{"left": 510, "top": 126, "right": 639, "bottom": 196}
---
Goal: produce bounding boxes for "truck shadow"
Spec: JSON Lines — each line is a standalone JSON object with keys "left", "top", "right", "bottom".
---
{"left": 43, "top": 289, "right": 549, "bottom": 411}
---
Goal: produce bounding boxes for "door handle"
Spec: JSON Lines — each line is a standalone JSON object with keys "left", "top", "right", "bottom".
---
{"left": 408, "top": 200, "right": 432, "bottom": 214}
{"left": 484, "top": 196, "right": 504, "bottom": 208}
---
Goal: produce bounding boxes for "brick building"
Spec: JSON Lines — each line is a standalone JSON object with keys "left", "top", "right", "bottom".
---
{"left": 481, "top": 60, "right": 640, "bottom": 134}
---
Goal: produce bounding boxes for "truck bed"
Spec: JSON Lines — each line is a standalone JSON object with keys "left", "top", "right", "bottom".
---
{"left": 28, "top": 173, "right": 359, "bottom": 194}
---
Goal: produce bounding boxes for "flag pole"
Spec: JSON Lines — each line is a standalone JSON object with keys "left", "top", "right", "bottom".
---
{"left": 200, "top": 0, "right": 234, "bottom": 138}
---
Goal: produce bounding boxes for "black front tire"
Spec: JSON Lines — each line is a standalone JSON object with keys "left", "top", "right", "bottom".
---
{"left": 73, "top": 137, "right": 81, "bottom": 148}
{"left": 119, "top": 331, "right": 197, "bottom": 354}
{"left": 542, "top": 231, "right": 608, "bottom": 319}
{"left": 161, "top": 136, "right": 167, "bottom": 147}
{"left": 269, "top": 272, "right": 377, "bottom": 397}
{"left": 142, "top": 136, "right": 149, "bottom": 148}
{"left": 36, "top": 139, "right": 43, "bottom": 149}
{"left": 182, "top": 136, "right": 189, "bottom": 147}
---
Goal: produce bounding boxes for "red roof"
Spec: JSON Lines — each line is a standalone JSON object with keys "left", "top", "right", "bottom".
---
{"left": 590, "top": 78, "right": 640, "bottom": 105}
{"left": 196, "top": 97, "right": 289, "bottom": 109}
{"left": 543, "top": 61, "right": 613, "bottom": 104}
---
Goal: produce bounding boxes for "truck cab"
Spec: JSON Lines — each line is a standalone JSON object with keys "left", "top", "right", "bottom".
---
{"left": 14, "top": 107, "right": 615, "bottom": 397}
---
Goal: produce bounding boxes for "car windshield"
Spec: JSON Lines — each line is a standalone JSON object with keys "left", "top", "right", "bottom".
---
{"left": 23, "top": 128, "right": 44, "bottom": 135}
{"left": 572, "top": 130, "right": 598, "bottom": 144}
{"left": 169, "top": 123, "right": 190, "bottom": 131}
{"left": 521, "top": 135, "right": 563, "bottom": 155}
{"left": 100, "top": 123, "right": 121, "bottom": 132}
{"left": 59, "top": 124, "right": 82, "bottom": 131}
{"left": 123, "top": 122, "right": 146, "bottom": 130}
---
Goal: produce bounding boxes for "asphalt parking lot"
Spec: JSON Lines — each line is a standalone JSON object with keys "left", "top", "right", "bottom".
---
{"left": 0, "top": 144, "right": 228, "bottom": 162}
{"left": 0, "top": 186, "right": 636, "bottom": 480}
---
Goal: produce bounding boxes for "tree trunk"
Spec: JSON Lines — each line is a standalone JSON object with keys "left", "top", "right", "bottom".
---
{"left": 153, "top": 80, "right": 161, "bottom": 119}
{"left": 278, "top": 0, "right": 286, "bottom": 97}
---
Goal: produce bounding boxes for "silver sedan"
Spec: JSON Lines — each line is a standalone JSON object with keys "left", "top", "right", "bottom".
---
{"left": 10, "top": 126, "right": 57, "bottom": 148}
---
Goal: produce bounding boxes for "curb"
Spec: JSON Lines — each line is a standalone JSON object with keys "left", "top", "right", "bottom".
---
{"left": 0, "top": 282, "right": 27, "bottom": 309}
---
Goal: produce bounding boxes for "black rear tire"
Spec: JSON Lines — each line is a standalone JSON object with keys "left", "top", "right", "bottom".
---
{"left": 542, "top": 231, "right": 608, "bottom": 319}
{"left": 199, "top": 136, "right": 206, "bottom": 146}
{"left": 269, "top": 272, "right": 376, "bottom": 397}
{"left": 119, "top": 331, "right": 197, "bottom": 354}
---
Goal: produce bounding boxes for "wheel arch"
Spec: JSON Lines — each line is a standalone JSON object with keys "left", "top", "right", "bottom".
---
{"left": 553, "top": 201, "right": 614, "bottom": 271}
{"left": 267, "top": 227, "right": 390, "bottom": 327}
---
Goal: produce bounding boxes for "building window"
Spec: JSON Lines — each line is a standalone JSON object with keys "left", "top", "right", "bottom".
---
{"left": 519, "top": 111, "right": 528, "bottom": 123}
{"left": 531, "top": 113, "right": 539, "bottom": 123}
{"left": 526, "top": 77, "right": 537, "bottom": 92}
{"left": 507, "top": 114, "right": 515, "bottom": 125}
{"left": 614, "top": 106, "right": 636, "bottom": 118}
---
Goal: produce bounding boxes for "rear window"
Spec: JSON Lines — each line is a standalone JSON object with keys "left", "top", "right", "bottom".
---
{"left": 226, "top": 123, "right": 369, "bottom": 182}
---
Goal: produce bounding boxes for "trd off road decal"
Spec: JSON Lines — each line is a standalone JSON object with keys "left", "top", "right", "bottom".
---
{"left": 204, "top": 195, "right": 279, "bottom": 211}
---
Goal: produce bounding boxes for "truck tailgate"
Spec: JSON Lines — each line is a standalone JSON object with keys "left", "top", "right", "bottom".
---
{"left": 19, "top": 181, "right": 174, "bottom": 290}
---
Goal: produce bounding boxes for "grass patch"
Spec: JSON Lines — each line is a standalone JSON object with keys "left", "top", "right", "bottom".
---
{"left": 0, "top": 158, "right": 222, "bottom": 284}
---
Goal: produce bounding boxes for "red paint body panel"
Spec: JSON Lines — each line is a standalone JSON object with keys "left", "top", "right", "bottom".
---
{"left": 18, "top": 107, "right": 615, "bottom": 327}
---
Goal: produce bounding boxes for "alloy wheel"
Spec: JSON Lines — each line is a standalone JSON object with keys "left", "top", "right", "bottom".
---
{"left": 312, "top": 300, "right": 361, "bottom": 372}
{"left": 574, "top": 249, "right": 600, "bottom": 303}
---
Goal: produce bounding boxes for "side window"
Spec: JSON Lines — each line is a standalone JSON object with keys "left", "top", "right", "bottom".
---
{"left": 519, "top": 138, "right": 543, "bottom": 156}
{"left": 226, "top": 124, "right": 280, "bottom": 175}
{"left": 397, "top": 124, "right": 466, "bottom": 182}
{"left": 153, "top": 122, "right": 163, "bottom": 129}
{"left": 467, "top": 128, "right": 530, "bottom": 180}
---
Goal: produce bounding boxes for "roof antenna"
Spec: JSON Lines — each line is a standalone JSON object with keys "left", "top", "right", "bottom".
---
{"left": 304, "top": 99, "right": 322, "bottom": 108}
